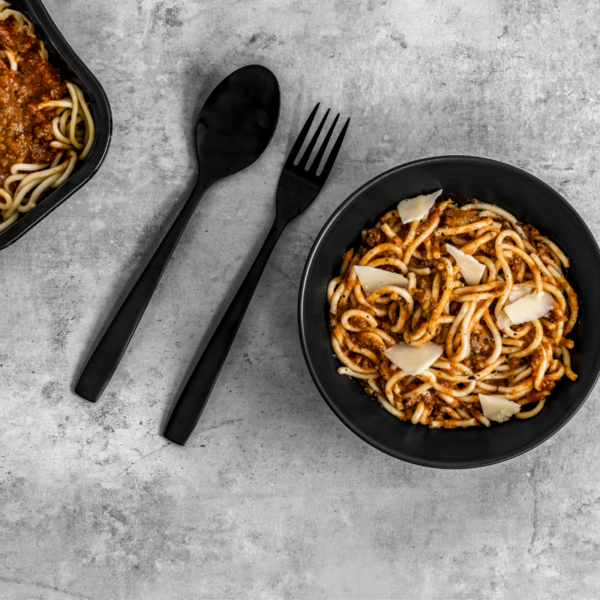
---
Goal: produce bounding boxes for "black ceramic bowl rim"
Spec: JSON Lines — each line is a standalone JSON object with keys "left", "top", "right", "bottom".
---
{"left": 298, "top": 155, "right": 600, "bottom": 469}
{"left": 0, "top": 0, "right": 112, "bottom": 250}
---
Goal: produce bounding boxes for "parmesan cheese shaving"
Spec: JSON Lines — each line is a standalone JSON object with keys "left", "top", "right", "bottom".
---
{"left": 497, "top": 283, "right": 539, "bottom": 329}
{"left": 354, "top": 266, "right": 409, "bottom": 294}
{"left": 508, "top": 283, "right": 536, "bottom": 303}
{"left": 397, "top": 189, "right": 443, "bottom": 224}
{"left": 497, "top": 311, "right": 512, "bottom": 330}
{"left": 445, "top": 244, "right": 486, "bottom": 286}
{"left": 384, "top": 342, "right": 443, "bottom": 376}
{"left": 478, "top": 394, "right": 521, "bottom": 423}
{"left": 504, "top": 291, "right": 554, "bottom": 326}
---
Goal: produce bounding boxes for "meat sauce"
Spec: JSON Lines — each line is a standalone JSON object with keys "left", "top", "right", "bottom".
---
{"left": 0, "top": 17, "right": 66, "bottom": 188}
{"left": 440, "top": 206, "right": 480, "bottom": 228}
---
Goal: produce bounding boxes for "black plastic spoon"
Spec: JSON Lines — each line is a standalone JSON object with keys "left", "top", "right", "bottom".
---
{"left": 76, "top": 65, "right": 280, "bottom": 402}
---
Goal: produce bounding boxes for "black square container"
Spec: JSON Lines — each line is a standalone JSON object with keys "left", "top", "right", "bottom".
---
{"left": 0, "top": 0, "right": 112, "bottom": 249}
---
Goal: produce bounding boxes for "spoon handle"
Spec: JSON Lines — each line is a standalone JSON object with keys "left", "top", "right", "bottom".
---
{"left": 75, "top": 175, "right": 212, "bottom": 402}
{"left": 163, "top": 218, "right": 286, "bottom": 445}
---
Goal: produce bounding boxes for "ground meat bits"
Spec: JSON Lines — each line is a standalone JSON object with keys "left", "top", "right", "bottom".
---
{"left": 440, "top": 207, "right": 480, "bottom": 228}
{"left": 522, "top": 223, "right": 540, "bottom": 239}
{"left": 470, "top": 331, "right": 493, "bottom": 369}
{"left": 0, "top": 17, "right": 66, "bottom": 188}
{"left": 363, "top": 227, "right": 387, "bottom": 248}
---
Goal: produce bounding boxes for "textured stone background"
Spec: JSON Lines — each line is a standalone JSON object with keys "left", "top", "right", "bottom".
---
{"left": 2, "top": 0, "right": 600, "bottom": 598}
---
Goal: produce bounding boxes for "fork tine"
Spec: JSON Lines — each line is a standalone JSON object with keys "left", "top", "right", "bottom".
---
{"left": 285, "top": 103, "right": 320, "bottom": 167}
{"left": 317, "top": 117, "right": 350, "bottom": 182}
{"left": 309, "top": 113, "right": 339, "bottom": 175}
{"left": 297, "top": 109, "right": 330, "bottom": 170}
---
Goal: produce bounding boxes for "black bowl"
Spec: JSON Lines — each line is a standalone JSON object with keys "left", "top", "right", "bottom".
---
{"left": 0, "top": 0, "right": 112, "bottom": 250}
{"left": 298, "top": 155, "right": 600, "bottom": 469}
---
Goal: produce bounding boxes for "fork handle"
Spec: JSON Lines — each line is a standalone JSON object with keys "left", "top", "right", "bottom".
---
{"left": 75, "top": 174, "right": 212, "bottom": 402}
{"left": 163, "top": 217, "right": 286, "bottom": 445}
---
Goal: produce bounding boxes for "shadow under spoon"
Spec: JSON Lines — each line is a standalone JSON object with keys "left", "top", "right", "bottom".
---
{"left": 75, "top": 65, "right": 280, "bottom": 402}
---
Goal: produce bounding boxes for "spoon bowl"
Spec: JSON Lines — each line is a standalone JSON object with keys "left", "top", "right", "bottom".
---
{"left": 75, "top": 65, "right": 280, "bottom": 403}
{"left": 196, "top": 65, "right": 280, "bottom": 179}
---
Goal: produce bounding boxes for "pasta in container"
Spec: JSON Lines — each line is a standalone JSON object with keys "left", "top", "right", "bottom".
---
{"left": 0, "top": 2, "right": 95, "bottom": 232}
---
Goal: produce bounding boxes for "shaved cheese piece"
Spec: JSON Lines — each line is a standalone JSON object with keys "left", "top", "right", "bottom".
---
{"left": 446, "top": 244, "right": 486, "bottom": 286}
{"left": 384, "top": 342, "right": 443, "bottom": 376}
{"left": 354, "top": 266, "right": 408, "bottom": 294}
{"left": 508, "top": 283, "right": 535, "bottom": 303}
{"left": 504, "top": 291, "right": 554, "bottom": 325}
{"left": 496, "top": 283, "right": 537, "bottom": 329}
{"left": 497, "top": 311, "right": 512, "bottom": 330}
{"left": 479, "top": 394, "right": 521, "bottom": 423}
{"left": 397, "top": 189, "right": 443, "bottom": 224}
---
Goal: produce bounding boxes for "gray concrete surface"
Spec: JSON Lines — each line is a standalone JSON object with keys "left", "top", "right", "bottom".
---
{"left": 2, "top": 0, "right": 600, "bottom": 598}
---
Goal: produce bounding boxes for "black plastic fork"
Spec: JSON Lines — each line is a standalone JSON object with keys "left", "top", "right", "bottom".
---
{"left": 164, "top": 104, "right": 350, "bottom": 445}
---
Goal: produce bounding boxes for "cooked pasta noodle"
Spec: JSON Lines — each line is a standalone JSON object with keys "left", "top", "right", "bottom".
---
{"left": 327, "top": 191, "right": 579, "bottom": 428}
{"left": 0, "top": 2, "right": 95, "bottom": 231}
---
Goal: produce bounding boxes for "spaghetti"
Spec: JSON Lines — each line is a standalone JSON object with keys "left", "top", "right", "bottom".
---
{"left": 0, "top": 2, "right": 95, "bottom": 232}
{"left": 327, "top": 191, "right": 579, "bottom": 428}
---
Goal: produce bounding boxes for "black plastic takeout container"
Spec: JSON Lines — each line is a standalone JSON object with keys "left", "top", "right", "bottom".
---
{"left": 299, "top": 156, "right": 600, "bottom": 469}
{"left": 0, "top": 0, "right": 112, "bottom": 250}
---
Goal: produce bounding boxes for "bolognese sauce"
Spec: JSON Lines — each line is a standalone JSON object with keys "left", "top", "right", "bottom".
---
{"left": 0, "top": 18, "right": 66, "bottom": 187}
